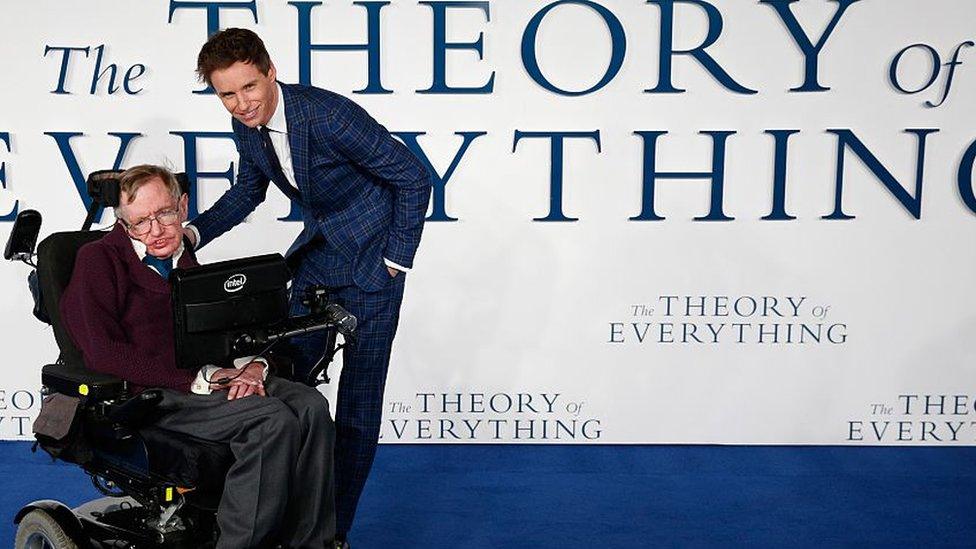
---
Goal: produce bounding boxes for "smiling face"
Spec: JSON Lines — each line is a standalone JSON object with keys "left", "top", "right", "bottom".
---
{"left": 120, "top": 177, "right": 188, "bottom": 258}
{"left": 210, "top": 60, "right": 278, "bottom": 128}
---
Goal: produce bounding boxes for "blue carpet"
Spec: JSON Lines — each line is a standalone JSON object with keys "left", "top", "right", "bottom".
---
{"left": 2, "top": 442, "right": 974, "bottom": 547}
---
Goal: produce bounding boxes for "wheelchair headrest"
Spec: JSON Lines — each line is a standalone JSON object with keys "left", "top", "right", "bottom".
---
{"left": 87, "top": 170, "right": 123, "bottom": 207}
{"left": 86, "top": 170, "right": 191, "bottom": 208}
{"left": 36, "top": 230, "right": 111, "bottom": 369}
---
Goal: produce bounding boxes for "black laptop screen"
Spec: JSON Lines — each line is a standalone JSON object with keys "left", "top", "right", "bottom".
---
{"left": 171, "top": 253, "right": 289, "bottom": 370}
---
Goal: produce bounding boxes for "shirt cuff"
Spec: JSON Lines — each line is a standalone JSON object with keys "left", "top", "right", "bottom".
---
{"left": 185, "top": 224, "right": 201, "bottom": 249}
{"left": 190, "top": 365, "right": 221, "bottom": 395}
{"left": 384, "top": 258, "right": 411, "bottom": 273}
{"left": 189, "top": 357, "right": 269, "bottom": 395}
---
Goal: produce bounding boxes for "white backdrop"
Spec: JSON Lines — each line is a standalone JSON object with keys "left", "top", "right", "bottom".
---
{"left": 1, "top": 0, "right": 974, "bottom": 444}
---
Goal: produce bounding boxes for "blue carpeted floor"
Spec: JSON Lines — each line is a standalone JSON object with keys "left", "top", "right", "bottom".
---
{"left": 1, "top": 442, "right": 974, "bottom": 547}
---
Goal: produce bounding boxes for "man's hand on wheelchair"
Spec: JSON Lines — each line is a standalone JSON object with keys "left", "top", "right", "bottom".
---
{"left": 209, "top": 362, "right": 267, "bottom": 400}
{"left": 183, "top": 226, "right": 198, "bottom": 248}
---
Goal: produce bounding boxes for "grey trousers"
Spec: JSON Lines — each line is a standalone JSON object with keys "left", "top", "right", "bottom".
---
{"left": 153, "top": 377, "right": 336, "bottom": 549}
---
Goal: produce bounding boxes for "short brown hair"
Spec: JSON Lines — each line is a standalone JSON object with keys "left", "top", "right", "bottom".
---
{"left": 115, "top": 165, "right": 182, "bottom": 218}
{"left": 197, "top": 28, "right": 272, "bottom": 85}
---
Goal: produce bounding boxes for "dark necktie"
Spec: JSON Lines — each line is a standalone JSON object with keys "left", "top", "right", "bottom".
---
{"left": 259, "top": 126, "right": 302, "bottom": 203}
{"left": 143, "top": 254, "right": 173, "bottom": 280}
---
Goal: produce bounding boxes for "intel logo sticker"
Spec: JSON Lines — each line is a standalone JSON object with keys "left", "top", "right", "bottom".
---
{"left": 224, "top": 274, "right": 247, "bottom": 293}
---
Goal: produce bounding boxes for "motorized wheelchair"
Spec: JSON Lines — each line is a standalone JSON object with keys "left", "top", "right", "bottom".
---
{"left": 6, "top": 170, "right": 352, "bottom": 548}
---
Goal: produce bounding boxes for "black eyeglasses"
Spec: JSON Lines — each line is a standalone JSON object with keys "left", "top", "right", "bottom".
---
{"left": 122, "top": 209, "right": 181, "bottom": 236}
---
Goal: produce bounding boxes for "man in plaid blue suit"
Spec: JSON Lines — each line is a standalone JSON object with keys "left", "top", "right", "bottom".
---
{"left": 185, "top": 28, "right": 431, "bottom": 547}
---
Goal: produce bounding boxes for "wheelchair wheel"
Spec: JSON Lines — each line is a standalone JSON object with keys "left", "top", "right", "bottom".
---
{"left": 14, "top": 510, "right": 78, "bottom": 549}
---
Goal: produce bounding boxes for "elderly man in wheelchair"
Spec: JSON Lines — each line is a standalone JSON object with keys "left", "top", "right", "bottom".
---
{"left": 7, "top": 165, "right": 351, "bottom": 548}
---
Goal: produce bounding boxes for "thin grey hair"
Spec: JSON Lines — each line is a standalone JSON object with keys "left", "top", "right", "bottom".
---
{"left": 113, "top": 164, "right": 183, "bottom": 221}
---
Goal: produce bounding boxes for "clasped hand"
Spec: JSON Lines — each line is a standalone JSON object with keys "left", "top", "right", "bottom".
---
{"left": 209, "top": 362, "right": 266, "bottom": 400}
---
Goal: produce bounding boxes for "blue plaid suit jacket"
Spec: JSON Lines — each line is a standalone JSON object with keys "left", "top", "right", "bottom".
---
{"left": 192, "top": 83, "right": 432, "bottom": 291}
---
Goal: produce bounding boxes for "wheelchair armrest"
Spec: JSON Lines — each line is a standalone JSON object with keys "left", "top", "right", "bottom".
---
{"left": 77, "top": 390, "right": 163, "bottom": 443}
{"left": 42, "top": 363, "right": 126, "bottom": 401}
{"left": 83, "top": 389, "right": 164, "bottom": 441}
{"left": 106, "top": 389, "right": 163, "bottom": 425}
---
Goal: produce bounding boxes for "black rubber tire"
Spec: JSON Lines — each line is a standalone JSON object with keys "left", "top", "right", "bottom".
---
{"left": 14, "top": 509, "right": 79, "bottom": 549}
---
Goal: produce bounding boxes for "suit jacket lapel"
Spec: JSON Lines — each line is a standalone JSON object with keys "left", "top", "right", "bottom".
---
{"left": 281, "top": 83, "right": 310, "bottom": 196}
{"left": 241, "top": 127, "right": 276, "bottom": 179}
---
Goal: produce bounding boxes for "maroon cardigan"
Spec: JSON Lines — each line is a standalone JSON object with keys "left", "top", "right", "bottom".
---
{"left": 60, "top": 224, "right": 199, "bottom": 393}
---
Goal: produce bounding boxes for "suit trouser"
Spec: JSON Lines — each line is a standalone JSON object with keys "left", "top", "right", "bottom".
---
{"left": 153, "top": 377, "right": 336, "bottom": 549}
{"left": 289, "top": 260, "right": 406, "bottom": 538}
